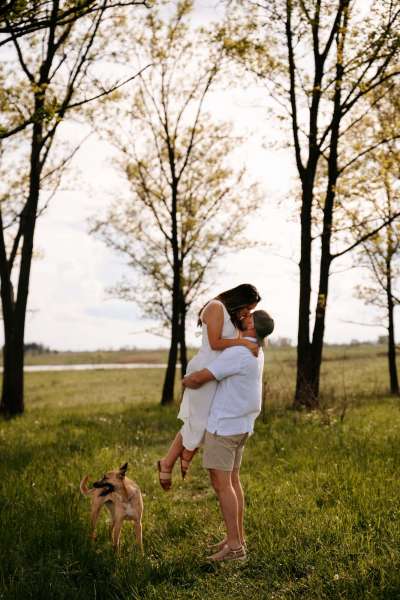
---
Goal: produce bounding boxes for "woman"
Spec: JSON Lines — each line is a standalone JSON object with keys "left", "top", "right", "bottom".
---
{"left": 157, "top": 283, "right": 261, "bottom": 490}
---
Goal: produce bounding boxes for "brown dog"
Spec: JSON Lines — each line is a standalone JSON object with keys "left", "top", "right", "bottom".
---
{"left": 80, "top": 462, "right": 143, "bottom": 552}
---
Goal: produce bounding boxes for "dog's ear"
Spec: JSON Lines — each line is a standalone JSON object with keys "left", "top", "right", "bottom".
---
{"left": 118, "top": 462, "right": 128, "bottom": 479}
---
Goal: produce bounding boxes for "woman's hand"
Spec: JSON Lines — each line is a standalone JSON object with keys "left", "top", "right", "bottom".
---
{"left": 241, "top": 338, "right": 259, "bottom": 357}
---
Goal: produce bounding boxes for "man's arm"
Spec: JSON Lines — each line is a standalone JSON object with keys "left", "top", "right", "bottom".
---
{"left": 182, "top": 369, "right": 216, "bottom": 389}
{"left": 183, "top": 347, "right": 245, "bottom": 389}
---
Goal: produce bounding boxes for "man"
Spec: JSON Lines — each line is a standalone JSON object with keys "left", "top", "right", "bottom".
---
{"left": 183, "top": 309, "right": 274, "bottom": 562}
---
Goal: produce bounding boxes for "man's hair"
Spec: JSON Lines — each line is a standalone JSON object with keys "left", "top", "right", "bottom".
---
{"left": 253, "top": 310, "right": 274, "bottom": 345}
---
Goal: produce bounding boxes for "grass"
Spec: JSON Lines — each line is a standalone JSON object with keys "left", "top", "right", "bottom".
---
{"left": 0, "top": 347, "right": 399, "bottom": 599}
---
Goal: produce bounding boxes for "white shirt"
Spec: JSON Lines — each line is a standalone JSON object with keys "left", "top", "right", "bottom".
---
{"left": 206, "top": 339, "right": 264, "bottom": 436}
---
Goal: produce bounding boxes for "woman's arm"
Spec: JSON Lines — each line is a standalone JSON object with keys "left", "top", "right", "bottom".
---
{"left": 202, "top": 302, "right": 259, "bottom": 356}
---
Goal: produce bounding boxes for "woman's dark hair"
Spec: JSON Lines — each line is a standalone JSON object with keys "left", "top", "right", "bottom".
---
{"left": 198, "top": 283, "right": 261, "bottom": 328}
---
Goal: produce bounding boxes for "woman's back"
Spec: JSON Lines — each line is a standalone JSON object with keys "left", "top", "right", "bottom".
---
{"left": 188, "top": 300, "right": 237, "bottom": 372}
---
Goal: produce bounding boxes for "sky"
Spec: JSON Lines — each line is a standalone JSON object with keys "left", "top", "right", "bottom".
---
{"left": 11, "top": 1, "right": 389, "bottom": 352}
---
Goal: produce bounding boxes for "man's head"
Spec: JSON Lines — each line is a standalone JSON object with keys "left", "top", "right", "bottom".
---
{"left": 240, "top": 310, "right": 274, "bottom": 346}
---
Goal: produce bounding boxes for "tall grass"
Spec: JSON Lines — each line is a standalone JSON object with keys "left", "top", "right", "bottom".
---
{"left": 0, "top": 348, "right": 399, "bottom": 599}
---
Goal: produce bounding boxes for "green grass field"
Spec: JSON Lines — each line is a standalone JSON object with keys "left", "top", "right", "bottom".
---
{"left": 0, "top": 346, "right": 399, "bottom": 599}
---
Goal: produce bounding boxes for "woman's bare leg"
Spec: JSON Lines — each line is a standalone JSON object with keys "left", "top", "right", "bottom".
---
{"left": 180, "top": 446, "right": 198, "bottom": 478}
{"left": 160, "top": 432, "right": 197, "bottom": 473}
{"left": 159, "top": 432, "right": 184, "bottom": 471}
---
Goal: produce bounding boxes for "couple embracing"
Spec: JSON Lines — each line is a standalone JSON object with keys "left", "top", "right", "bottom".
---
{"left": 157, "top": 284, "right": 274, "bottom": 562}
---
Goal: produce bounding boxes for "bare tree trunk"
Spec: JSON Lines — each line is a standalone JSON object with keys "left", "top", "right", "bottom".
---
{"left": 0, "top": 107, "right": 43, "bottom": 417}
{"left": 309, "top": 237, "right": 332, "bottom": 403}
{"left": 308, "top": 21, "right": 344, "bottom": 403}
{"left": 161, "top": 294, "right": 179, "bottom": 405}
{"left": 288, "top": 0, "right": 324, "bottom": 409}
{"left": 179, "top": 300, "right": 187, "bottom": 378}
{"left": 161, "top": 181, "right": 180, "bottom": 405}
{"left": 295, "top": 180, "right": 314, "bottom": 408}
{"left": 387, "top": 265, "right": 399, "bottom": 395}
{"left": 1, "top": 316, "right": 24, "bottom": 416}
{"left": 309, "top": 137, "right": 340, "bottom": 401}
{"left": 295, "top": 10, "right": 346, "bottom": 408}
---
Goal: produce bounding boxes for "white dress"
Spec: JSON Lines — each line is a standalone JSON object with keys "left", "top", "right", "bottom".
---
{"left": 177, "top": 299, "right": 238, "bottom": 450}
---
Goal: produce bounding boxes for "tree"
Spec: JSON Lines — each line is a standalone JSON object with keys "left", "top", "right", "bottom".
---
{"left": 91, "top": 1, "right": 261, "bottom": 405}
{"left": 221, "top": 0, "right": 400, "bottom": 407}
{"left": 0, "top": 0, "right": 151, "bottom": 140}
{"left": 351, "top": 93, "right": 400, "bottom": 394}
{"left": 0, "top": 0, "right": 150, "bottom": 417}
{"left": 358, "top": 199, "right": 400, "bottom": 395}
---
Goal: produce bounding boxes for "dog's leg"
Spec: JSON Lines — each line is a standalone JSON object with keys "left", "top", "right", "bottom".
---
{"left": 134, "top": 520, "right": 143, "bottom": 553}
{"left": 111, "top": 518, "right": 123, "bottom": 551}
{"left": 108, "top": 521, "right": 115, "bottom": 541}
{"left": 90, "top": 502, "right": 102, "bottom": 541}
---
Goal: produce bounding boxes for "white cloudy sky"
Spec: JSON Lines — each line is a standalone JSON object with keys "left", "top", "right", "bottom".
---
{"left": 13, "top": 1, "right": 387, "bottom": 351}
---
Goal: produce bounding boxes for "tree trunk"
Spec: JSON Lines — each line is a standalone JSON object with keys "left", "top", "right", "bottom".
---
{"left": 387, "top": 265, "right": 399, "bottom": 395}
{"left": 161, "top": 259, "right": 180, "bottom": 404}
{"left": 309, "top": 165, "right": 338, "bottom": 402}
{"left": 308, "top": 76, "right": 342, "bottom": 404}
{"left": 161, "top": 179, "right": 180, "bottom": 405}
{"left": 179, "top": 301, "right": 187, "bottom": 378}
{"left": 1, "top": 316, "right": 24, "bottom": 416}
{"left": 294, "top": 179, "right": 314, "bottom": 408}
{"left": 295, "top": 17, "right": 345, "bottom": 408}
{"left": 0, "top": 106, "right": 43, "bottom": 417}
{"left": 309, "top": 244, "right": 332, "bottom": 403}
{"left": 161, "top": 305, "right": 179, "bottom": 405}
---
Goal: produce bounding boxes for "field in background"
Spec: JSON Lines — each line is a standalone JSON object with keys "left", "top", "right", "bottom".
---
{"left": 20, "top": 343, "right": 391, "bottom": 411}
{"left": 0, "top": 346, "right": 399, "bottom": 599}
{"left": 20, "top": 342, "right": 387, "bottom": 368}
{"left": 21, "top": 348, "right": 172, "bottom": 365}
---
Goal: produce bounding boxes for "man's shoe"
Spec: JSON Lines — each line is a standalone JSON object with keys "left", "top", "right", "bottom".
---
{"left": 207, "top": 538, "right": 247, "bottom": 553}
{"left": 207, "top": 544, "right": 247, "bottom": 562}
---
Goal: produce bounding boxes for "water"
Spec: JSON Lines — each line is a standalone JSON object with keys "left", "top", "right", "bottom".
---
{"left": 1, "top": 363, "right": 172, "bottom": 373}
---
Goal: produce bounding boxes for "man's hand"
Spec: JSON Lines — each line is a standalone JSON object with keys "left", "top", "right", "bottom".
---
{"left": 182, "top": 374, "right": 201, "bottom": 389}
{"left": 182, "top": 368, "right": 216, "bottom": 389}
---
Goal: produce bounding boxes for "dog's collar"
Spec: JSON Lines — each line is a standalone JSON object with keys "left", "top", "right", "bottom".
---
{"left": 124, "top": 492, "right": 137, "bottom": 503}
{"left": 114, "top": 491, "right": 135, "bottom": 503}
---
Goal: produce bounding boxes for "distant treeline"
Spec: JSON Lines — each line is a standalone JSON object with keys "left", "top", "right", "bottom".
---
{"left": 24, "top": 343, "right": 56, "bottom": 355}
{"left": 270, "top": 337, "right": 389, "bottom": 348}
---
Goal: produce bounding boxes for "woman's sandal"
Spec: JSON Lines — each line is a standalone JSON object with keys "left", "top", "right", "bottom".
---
{"left": 179, "top": 448, "right": 194, "bottom": 480}
{"left": 157, "top": 460, "right": 172, "bottom": 491}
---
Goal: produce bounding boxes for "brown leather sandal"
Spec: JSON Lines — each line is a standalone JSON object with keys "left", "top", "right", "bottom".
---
{"left": 157, "top": 460, "right": 172, "bottom": 491}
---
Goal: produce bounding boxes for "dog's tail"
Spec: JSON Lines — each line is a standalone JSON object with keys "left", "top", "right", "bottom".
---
{"left": 80, "top": 475, "right": 94, "bottom": 496}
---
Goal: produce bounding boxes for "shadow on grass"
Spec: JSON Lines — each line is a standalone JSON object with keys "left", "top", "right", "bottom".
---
{"left": 0, "top": 486, "right": 218, "bottom": 599}
{"left": 0, "top": 489, "right": 119, "bottom": 598}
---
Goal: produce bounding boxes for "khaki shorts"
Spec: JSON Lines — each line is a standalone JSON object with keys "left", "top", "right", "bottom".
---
{"left": 202, "top": 431, "right": 249, "bottom": 471}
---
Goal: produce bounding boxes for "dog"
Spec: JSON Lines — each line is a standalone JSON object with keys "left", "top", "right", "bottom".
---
{"left": 80, "top": 462, "right": 143, "bottom": 552}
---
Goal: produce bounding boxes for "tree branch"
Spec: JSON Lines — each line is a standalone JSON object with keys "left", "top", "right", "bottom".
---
{"left": 332, "top": 212, "right": 400, "bottom": 260}
{"left": 0, "top": 1, "right": 150, "bottom": 48}
{"left": 66, "top": 64, "right": 153, "bottom": 112}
